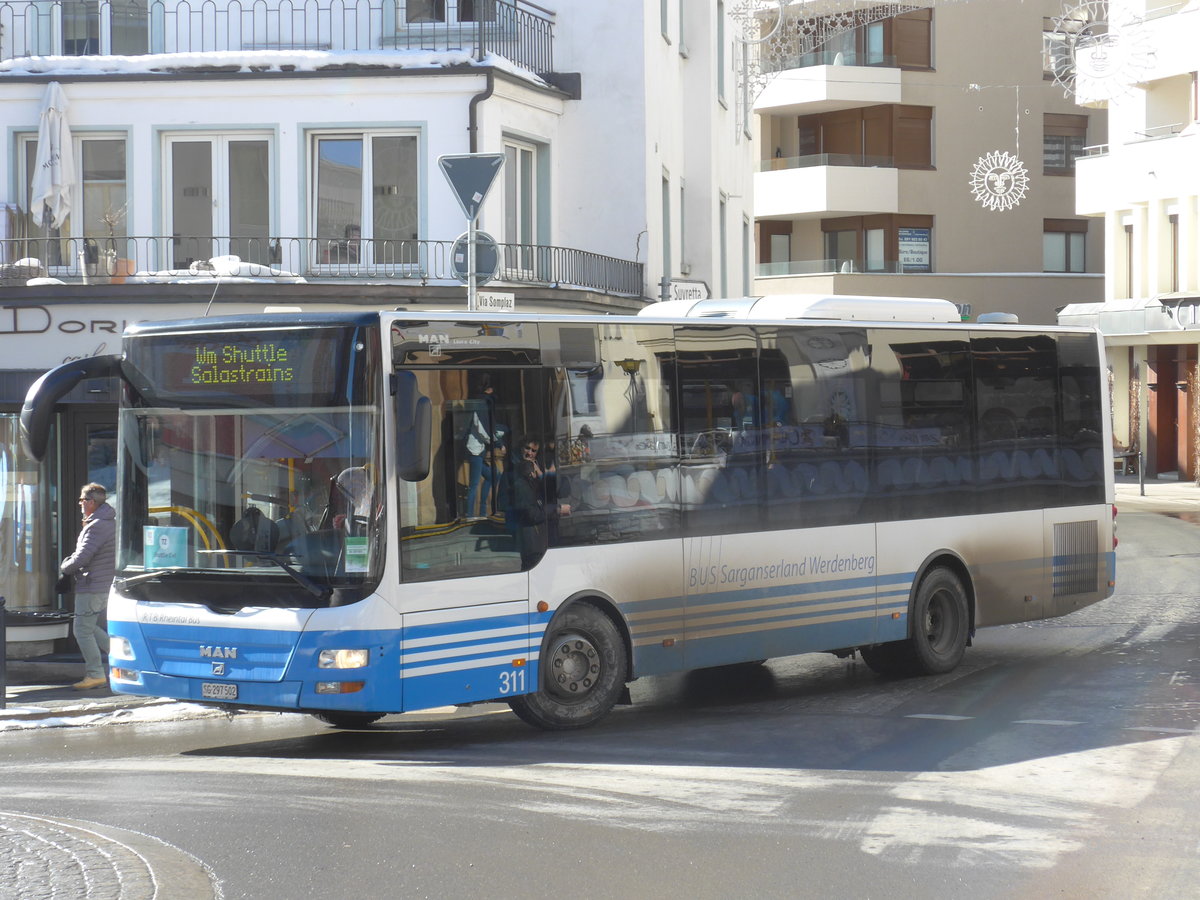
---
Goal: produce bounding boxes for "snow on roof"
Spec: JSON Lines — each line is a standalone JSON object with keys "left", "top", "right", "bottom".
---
{"left": 0, "top": 49, "right": 545, "bottom": 84}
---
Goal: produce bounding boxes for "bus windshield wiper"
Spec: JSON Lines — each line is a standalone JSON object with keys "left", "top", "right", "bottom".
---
{"left": 197, "top": 550, "right": 332, "bottom": 601}
{"left": 117, "top": 568, "right": 192, "bottom": 589}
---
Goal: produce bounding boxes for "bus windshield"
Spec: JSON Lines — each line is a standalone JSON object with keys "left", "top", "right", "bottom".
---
{"left": 115, "top": 323, "right": 383, "bottom": 603}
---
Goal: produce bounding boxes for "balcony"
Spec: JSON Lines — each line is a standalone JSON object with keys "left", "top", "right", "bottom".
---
{"left": 753, "top": 63, "right": 901, "bottom": 117}
{"left": 0, "top": 235, "right": 644, "bottom": 296}
{"left": 0, "top": 0, "right": 554, "bottom": 74}
{"left": 757, "top": 258, "right": 908, "bottom": 277}
{"left": 1076, "top": 128, "right": 1200, "bottom": 216}
{"left": 755, "top": 156, "right": 899, "bottom": 220}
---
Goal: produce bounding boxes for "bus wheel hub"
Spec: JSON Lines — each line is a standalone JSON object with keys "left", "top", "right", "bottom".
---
{"left": 549, "top": 633, "right": 600, "bottom": 697}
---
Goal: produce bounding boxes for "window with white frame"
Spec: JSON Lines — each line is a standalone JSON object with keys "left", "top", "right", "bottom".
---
{"left": 59, "top": 0, "right": 148, "bottom": 55}
{"left": 404, "top": 0, "right": 494, "bottom": 24}
{"left": 19, "top": 133, "right": 127, "bottom": 268}
{"left": 164, "top": 133, "right": 273, "bottom": 269}
{"left": 312, "top": 131, "right": 419, "bottom": 267}
{"left": 661, "top": 173, "right": 672, "bottom": 278}
{"left": 503, "top": 137, "right": 540, "bottom": 271}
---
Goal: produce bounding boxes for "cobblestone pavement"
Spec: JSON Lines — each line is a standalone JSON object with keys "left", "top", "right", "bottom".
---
{"left": 0, "top": 812, "right": 219, "bottom": 899}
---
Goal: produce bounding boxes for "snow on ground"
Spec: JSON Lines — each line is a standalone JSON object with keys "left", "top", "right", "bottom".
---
{"left": 0, "top": 699, "right": 234, "bottom": 731}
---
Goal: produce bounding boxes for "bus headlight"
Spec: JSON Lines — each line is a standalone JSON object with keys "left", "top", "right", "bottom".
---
{"left": 109, "top": 636, "right": 135, "bottom": 661}
{"left": 318, "top": 648, "right": 370, "bottom": 669}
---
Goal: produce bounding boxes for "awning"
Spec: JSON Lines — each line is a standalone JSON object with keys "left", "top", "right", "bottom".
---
{"left": 1057, "top": 297, "right": 1181, "bottom": 335}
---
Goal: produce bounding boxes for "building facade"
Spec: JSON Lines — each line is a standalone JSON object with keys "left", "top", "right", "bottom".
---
{"left": 1065, "top": 0, "right": 1200, "bottom": 480}
{"left": 0, "top": 0, "right": 755, "bottom": 629}
{"left": 751, "top": 0, "right": 1105, "bottom": 326}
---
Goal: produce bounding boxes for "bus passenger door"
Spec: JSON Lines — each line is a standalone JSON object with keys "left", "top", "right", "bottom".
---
{"left": 387, "top": 345, "right": 545, "bottom": 709}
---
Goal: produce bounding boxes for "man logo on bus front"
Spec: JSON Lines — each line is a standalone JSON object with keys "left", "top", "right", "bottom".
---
{"left": 212, "top": 661, "right": 226, "bottom": 676}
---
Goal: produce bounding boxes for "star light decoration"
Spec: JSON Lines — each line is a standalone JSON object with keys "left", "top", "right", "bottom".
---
{"left": 1046, "top": 0, "right": 1154, "bottom": 102}
{"left": 969, "top": 151, "right": 1030, "bottom": 212}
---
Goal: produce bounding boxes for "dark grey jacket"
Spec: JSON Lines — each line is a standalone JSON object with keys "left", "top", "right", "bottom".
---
{"left": 61, "top": 501, "right": 117, "bottom": 593}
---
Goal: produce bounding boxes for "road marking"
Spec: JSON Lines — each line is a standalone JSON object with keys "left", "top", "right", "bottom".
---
{"left": 905, "top": 713, "right": 973, "bottom": 721}
{"left": 1013, "top": 719, "right": 1082, "bottom": 726}
{"left": 1124, "top": 725, "right": 1195, "bottom": 735}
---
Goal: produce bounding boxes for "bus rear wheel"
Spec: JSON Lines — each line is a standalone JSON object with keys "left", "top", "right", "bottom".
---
{"left": 508, "top": 604, "right": 627, "bottom": 731}
{"left": 312, "top": 711, "right": 385, "bottom": 729}
{"left": 861, "top": 567, "right": 969, "bottom": 678}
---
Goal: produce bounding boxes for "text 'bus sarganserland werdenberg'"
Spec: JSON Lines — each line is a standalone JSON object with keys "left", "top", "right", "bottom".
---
{"left": 21, "top": 294, "right": 1116, "bottom": 730}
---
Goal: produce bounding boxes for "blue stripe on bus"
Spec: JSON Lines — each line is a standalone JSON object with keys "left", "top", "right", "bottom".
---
{"left": 401, "top": 612, "right": 533, "bottom": 642}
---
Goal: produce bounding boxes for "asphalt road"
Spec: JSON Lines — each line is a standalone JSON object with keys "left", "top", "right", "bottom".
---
{"left": 2, "top": 504, "right": 1199, "bottom": 899}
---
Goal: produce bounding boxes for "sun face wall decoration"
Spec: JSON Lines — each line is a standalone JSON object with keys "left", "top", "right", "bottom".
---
{"left": 969, "top": 151, "right": 1030, "bottom": 212}
{"left": 1047, "top": 0, "right": 1154, "bottom": 101}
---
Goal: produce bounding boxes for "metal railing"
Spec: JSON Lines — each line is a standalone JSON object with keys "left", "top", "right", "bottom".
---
{"left": 757, "top": 258, "right": 908, "bottom": 277}
{"left": 0, "top": 235, "right": 644, "bottom": 295}
{"left": 759, "top": 152, "right": 895, "bottom": 172}
{"left": 0, "top": 0, "right": 554, "bottom": 73}
{"left": 764, "top": 48, "right": 896, "bottom": 73}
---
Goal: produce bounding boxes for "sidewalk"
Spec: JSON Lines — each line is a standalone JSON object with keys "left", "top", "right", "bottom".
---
{"left": 1114, "top": 472, "right": 1200, "bottom": 515}
{"left": 0, "top": 654, "right": 203, "bottom": 728}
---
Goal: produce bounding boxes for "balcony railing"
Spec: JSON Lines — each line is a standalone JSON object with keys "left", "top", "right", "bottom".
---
{"left": 0, "top": 0, "right": 554, "bottom": 73}
{"left": 759, "top": 153, "right": 895, "bottom": 172}
{"left": 764, "top": 48, "right": 896, "bottom": 73}
{"left": 758, "top": 258, "right": 909, "bottom": 277}
{"left": 0, "top": 234, "right": 644, "bottom": 295}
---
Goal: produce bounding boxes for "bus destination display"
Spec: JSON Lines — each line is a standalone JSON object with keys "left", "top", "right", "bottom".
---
{"left": 128, "top": 328, "right": 354, "bottom": 404}
{"left": 190, "top": 341, "right": 294, "bottom": 385}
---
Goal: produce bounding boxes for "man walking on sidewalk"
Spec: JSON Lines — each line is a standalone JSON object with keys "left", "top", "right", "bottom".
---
{"left": 60, "top": 483, "right": 115, "bottom": 690}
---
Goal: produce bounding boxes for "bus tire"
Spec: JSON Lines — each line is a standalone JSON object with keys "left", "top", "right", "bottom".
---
{"left": 312, "top": 711, "right": 385, "bottom": 729}
{"left": 904, "top": 567, "right": 969, "bottom": 675}
{"left": 858, "top": 642, "right": 906, "bottom": 677}
{"left": 508, "top": 604, "right": 627, "bottom": 731}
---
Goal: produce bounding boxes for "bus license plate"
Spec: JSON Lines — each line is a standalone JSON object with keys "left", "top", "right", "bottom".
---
{"left": 201, "top": 682, "right": 238, "bottom": 700}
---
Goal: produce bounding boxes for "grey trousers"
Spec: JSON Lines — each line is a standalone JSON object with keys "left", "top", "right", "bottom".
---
{"left": 73, "top": 591, "right": 111, "bottom": 679}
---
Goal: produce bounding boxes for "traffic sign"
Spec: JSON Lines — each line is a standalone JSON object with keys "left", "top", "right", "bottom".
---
{"left": 451, "top": 230, "right": 500, "bottom": 285}
{"left": 439, "top": 153, "right": 505, "bottom": 221}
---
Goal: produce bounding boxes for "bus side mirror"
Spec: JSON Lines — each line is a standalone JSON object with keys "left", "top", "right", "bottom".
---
{"left": 20, "top": 355, "right": 124, "bottom": 461}
{"left": 394, "top": 371, "right": 431, "bottom": 481}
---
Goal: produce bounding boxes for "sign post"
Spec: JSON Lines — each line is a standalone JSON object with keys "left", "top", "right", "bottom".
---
{"left": 438, "top": 153, "right": 505, "bottom": 311}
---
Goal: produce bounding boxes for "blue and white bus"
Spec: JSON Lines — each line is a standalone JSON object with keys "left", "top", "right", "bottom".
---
{"left": 21, "top": 295, "right": 1115, "bottom": 729}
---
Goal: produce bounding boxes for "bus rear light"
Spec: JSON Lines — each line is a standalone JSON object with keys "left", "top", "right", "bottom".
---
{"left": 315, "top": 681, "right": 365, "bottom": 694}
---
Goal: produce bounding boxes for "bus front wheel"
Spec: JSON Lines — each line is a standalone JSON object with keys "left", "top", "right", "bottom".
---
{"left": 508, "top": 604, "right": 627, "bottom": 731}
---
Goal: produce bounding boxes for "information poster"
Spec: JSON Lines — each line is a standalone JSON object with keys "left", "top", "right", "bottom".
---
{"left": 144, "top": 526, "right": 188, "bottom": 567}
{"left": 345, "top": 537, "right": 369, "bottom": 573}
{"left": 898, "top": 228, "right": 931, "bottom": 272}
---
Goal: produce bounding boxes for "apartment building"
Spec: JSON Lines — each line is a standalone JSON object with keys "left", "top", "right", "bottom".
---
{"left": 1065, "top": 0, "right": 1200, "bottom": 480}
{"left": 751, "top": 0, "right": 1104, "bottom": 325}
{"left": 0, "top": 0, "right": 753, "bottom": 623}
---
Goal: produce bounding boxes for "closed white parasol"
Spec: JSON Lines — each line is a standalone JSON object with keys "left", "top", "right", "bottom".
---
{"left": 30, "top": 82, "right": 75, "bottom": 229}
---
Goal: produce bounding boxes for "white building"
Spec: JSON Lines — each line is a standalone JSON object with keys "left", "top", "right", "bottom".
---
{"left": 1066, "top": 0, "right": 1200, "bottom": 480}
{"left": 0, "top": 0, "right": 754, "bottom": 623}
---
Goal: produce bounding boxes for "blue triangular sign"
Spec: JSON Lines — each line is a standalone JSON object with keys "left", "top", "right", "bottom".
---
{"left": 439, "top": 153, "right": 505, "bottom": 221}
